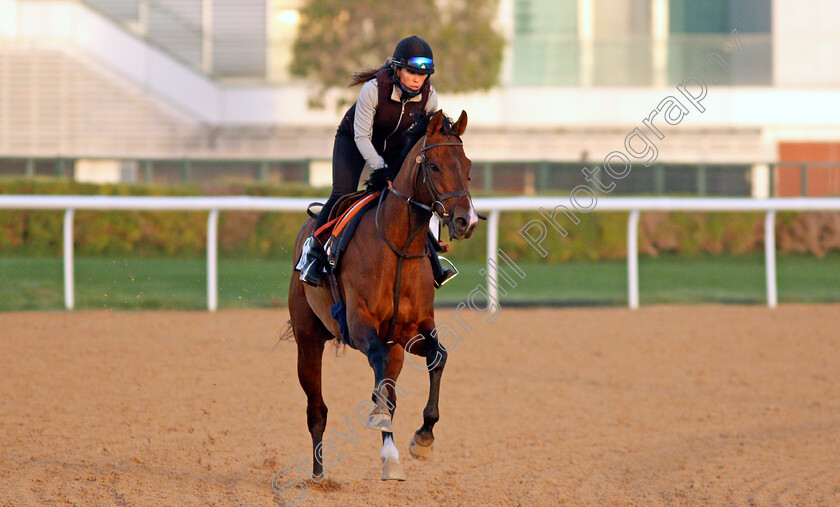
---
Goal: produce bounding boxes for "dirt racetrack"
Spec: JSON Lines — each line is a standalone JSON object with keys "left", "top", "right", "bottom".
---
{"left": 1, "top": 305, "right": 839, "bottom": 506}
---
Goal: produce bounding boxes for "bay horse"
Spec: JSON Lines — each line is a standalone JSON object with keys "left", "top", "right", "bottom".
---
{"left": 288, "top": 110, "right": 478, "bottom": 481}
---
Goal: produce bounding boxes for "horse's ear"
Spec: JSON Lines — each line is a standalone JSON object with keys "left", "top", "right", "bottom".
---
{"left": 453, "top": 110, "right": 468, "bottom": 136}
{"left": 427, "top": 110, "right": 444, "bottom": 135}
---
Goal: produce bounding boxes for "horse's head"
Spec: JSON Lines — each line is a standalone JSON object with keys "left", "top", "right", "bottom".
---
{"left": 415, "top": 110, "right": 479, "bottom": 240}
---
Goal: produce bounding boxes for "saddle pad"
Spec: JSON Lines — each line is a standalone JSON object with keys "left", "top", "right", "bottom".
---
{"left": 331, "top": 192, "right": 380, "bottom": 238}
{"left": 325, "top": 192, "right": 381, "bottom": 271}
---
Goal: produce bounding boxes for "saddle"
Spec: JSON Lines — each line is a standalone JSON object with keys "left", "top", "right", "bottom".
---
{"left": 314, "top": 190, "right": 363, "bottom": 243}
{"left": 313, "top": 190, "right": 381, "bottom": 272}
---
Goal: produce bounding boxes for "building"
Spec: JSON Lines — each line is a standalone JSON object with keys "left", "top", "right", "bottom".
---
{"left": 0, "top": 0, "right": 838, "bottom": 196}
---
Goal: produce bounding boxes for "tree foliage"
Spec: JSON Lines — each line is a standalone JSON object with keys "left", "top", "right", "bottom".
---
{"left": 290, "top": 0, "right": 504, "bottom": 105}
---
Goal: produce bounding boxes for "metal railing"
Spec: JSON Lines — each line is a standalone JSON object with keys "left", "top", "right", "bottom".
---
{"left": 4, "top": 158, "right": 840, "bottom": 197}
{"left": 3, "top": 195, "right": 840, "bottom": 311}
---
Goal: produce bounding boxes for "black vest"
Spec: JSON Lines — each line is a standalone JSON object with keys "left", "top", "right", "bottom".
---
{"left": 338, "top": 68, "right": 431, "bottom": 166}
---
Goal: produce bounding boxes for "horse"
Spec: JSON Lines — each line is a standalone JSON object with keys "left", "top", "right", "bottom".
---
{"left": 288, "top": 109, "right": 478, "bottom": 481}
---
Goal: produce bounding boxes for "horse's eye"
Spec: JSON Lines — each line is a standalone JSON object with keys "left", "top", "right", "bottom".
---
{"left": 429, "top": 163, "right": 439, "bottom": 172}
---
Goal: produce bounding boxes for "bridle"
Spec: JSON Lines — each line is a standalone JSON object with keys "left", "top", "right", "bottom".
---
{"left": 375, "top": 135, "right": 470, "bottom": 259}
{"left": 387, "top": 135, "right": 470, "bottom": 221}
{"left": 416, "top": 135, "right": 471, "bottom": 222}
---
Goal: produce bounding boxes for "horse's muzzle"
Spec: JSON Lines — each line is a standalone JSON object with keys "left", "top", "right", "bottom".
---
{"left": 448, "top": 199, "right": 479, "bottom": 240}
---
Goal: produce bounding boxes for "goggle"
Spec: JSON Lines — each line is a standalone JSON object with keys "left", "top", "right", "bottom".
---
{"left": 405, "top": 57, "right": 433, "bottom": 70}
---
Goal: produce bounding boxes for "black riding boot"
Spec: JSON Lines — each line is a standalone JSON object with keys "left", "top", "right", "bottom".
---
{"left": 296, "top": 233, "right": 327, "bottom": 286}
{"left": 426, "top": 233, "right": 457, "bottom": 288}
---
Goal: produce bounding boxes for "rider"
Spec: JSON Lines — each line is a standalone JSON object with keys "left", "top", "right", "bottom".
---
{"left": 296, "top": 35, "right": 457, "bottom": 288}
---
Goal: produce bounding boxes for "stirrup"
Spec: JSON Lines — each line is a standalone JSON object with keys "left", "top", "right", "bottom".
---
{"left": 434, "top": 256, "right": 459, "bottom": 288}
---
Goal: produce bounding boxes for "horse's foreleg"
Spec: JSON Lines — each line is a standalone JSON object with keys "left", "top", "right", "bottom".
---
{"left": 352, "top": 323, "right": 407, "bottom": 480}
{"left": 379, "top": 345, "right": 406, "bottom": 480}
{"left": 409, "top": 330, "right": 448, "bottom": 461}
{"left": 351, "top": 324, "right": 393, "bottom": 432}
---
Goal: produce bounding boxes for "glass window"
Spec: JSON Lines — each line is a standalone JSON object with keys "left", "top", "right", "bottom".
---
{"left": 511, "top": 0, "right": 579, "bottom": 86}
{"left": 668, "top": 0, "right": 772, "bottom": 85}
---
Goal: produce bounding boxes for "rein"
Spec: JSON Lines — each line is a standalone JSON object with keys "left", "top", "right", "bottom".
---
{"left": 374, "top": 186, "right": 429, "bottom": 260}
{"left": 374, "top": 135, "right": 467, "bottom": 345}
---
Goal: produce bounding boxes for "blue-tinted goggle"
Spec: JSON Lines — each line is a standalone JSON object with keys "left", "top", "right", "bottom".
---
{"left": 405, "top": 57, "right": 434, "bottom": 72}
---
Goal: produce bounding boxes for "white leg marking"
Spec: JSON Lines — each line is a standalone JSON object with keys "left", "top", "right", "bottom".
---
{"left": 381, "top": 434, "right": 399, "bottom": 462}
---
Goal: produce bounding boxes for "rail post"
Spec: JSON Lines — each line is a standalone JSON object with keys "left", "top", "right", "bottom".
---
{"left": 800, "top": 164, "right": 808, "bottom": 196}
{"left": 765, "top": 210, "right": 777, "bottom": 308}
{"left": 207, "top": 209, "right": 219, "bottom": 311}
{"left": 654, "top": 165, "right": 666, "bottom": 195}
{"left": 144, "top": 160, "right": 153, "bottom": 183}
{"left": 486, "top": 209, "right": 501, "bottom": 304}
{"left": 63, "top": 209, "right": 75, "bottom": 310}
{"left": 182, "top": 159, "right": 192, "bottom": 183}
{"left": 483, "top": 162, "right": 493, "bottom": 193}
{"left": 628, "top": 210, "right": 641, "bottom": 309}
{"left": 259, "top": 161, "right": 269, "bottom": 182}
{"left": 696, "top": 164, "right": 707, "bottom": 196}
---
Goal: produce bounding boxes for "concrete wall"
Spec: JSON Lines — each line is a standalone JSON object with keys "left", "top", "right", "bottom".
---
{"left": 0, "top": 0, "right": 18, "bottom": 38}
{"left": 774, "top": 0, "right": 840, "bottom": 86}
{"left": 3, "top": 0, "right": 839, "bottom": 165}
{"left": 9, "top": 1, "right": 840, "bottom": 131}
{"left": 15, "top": 0, "right": 219, "bottom": 122}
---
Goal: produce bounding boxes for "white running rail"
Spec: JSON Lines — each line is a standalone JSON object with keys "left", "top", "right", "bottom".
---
{"left": 2, "top": 195, "right": 840, "bottom": 311}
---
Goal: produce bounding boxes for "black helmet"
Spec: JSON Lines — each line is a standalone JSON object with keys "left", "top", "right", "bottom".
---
{"left": 391, "top": 36, "right": 435, "bottom": 75}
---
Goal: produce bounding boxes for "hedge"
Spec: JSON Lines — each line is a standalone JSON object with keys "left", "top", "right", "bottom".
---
{"left": 2, "top": 179, "right": 839, "bottom": 261}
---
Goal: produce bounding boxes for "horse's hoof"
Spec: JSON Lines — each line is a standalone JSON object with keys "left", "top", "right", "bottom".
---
{"left": 380, "top": 456, "right": 407, "bottom": 481}
{"left": 364, "top": 411, "right": 392, "bottom": 432}
{"left": 408, "top": 434, "right": 434, "bottom": 460}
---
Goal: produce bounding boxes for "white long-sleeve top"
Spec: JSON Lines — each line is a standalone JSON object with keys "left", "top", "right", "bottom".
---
{"left": 353, "top": 78, "right": 439, "bottom": 170}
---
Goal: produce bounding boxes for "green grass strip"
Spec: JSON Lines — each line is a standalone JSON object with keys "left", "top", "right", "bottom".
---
{"left": 1, "top": 253, "right": 839, "bottom": 311}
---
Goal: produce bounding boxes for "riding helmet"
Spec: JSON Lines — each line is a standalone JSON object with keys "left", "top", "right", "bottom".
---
{"left": 391, "top": 36, "right": 435, "bottom": 75}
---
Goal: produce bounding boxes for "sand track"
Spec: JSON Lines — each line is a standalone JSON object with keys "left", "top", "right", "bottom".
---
{"left": 1, "top": 306, "right": 839, "bottom": 506}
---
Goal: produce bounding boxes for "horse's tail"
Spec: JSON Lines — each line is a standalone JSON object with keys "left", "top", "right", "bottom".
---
{"left": 276, "top": 317, "right": 346, "bottom": 355}
{"left": 274, "top": 319, "right": 294, "bottom": 350}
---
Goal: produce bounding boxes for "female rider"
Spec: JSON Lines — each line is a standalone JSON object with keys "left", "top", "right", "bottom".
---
{"left": 296, "top": 35, "right": 456, "bottom": 288}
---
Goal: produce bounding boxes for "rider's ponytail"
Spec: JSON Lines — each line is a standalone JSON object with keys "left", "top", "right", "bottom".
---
{"left": 349, "top": 61, "right": 391, "bottom": 87}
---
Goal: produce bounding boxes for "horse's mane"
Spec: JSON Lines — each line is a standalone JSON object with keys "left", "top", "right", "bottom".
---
{"left": 364, "top": 111, "right": 458, "bottom": 192}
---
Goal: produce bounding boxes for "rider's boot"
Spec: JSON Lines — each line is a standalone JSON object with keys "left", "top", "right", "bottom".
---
{"left": 296, "top": 233, "right": 327, "bottom": 287}
{"left": 426, "top": 234, "right": 457, "bottom": 289}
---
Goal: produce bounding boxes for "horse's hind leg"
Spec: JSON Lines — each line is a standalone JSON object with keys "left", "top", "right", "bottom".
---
{"left": 408, "top": 329, "right": 448, "bottom": 461}
{"left": 290, "top": 283, "right": 331, "bottom": 479}
{"left": 295, "top": 333, "right": 328, "bottom": 479}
